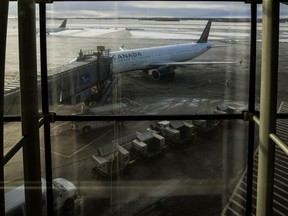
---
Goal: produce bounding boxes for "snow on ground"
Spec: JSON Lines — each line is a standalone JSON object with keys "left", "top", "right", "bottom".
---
{"left": 42, "top": 19, "right": 252, "bottom": 41}
{"left": 49, "top": 27, "right": 245, "bottom": 41}
{"left": 4, "top": 18, "right": 288, "bottom": 85}
{"left": 50, "top": 28, "right": 126, "bottom": 37}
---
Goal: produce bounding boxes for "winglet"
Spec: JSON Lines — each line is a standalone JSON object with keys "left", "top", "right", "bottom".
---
{"left": 59, "top": 19, "right": 67, "bottom": 28}
{"left": 197, "top": 20, "right": 212, "bottom": 43}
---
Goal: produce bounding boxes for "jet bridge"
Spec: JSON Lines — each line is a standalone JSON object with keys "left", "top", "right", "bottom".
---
{"left": 4, "top": 46, "right": 112, "bottom": 115}
{"left": 47, "top": 50, "right": 112, "bottom": 105}
{"left": 49, "top": 46, "right": 112, "bottom": 105}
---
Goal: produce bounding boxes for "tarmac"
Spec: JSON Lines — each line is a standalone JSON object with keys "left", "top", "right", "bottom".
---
{"left": 4, "top": 19, "right": 288, "bottom": 215}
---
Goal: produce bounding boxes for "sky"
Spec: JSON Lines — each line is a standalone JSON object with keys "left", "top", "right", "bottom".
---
{"left": 8, "top": 1, "right": 288, "bottom": 19}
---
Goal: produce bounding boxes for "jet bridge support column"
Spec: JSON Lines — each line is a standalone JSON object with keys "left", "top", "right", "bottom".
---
{"left": 256, "top": 0, "right": 279, "bottom": 215}
{"left": 18, "top": 0, "right": 43, "bottom": 215}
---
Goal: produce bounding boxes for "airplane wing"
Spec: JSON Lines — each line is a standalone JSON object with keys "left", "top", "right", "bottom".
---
{"left": 149, "top": 61, "right": 238, "bottom": 67}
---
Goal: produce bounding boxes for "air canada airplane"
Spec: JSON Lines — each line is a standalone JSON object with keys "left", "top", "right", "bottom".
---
{"left": 46, "top": 19, "right": 67, "bottom": 33}
{"left": 110, "top": 20, "right": 233, "bottom": 81}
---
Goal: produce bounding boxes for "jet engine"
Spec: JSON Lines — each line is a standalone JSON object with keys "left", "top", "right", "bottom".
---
{"left": 151, "top": 66, "right": 176, "bottom": 81}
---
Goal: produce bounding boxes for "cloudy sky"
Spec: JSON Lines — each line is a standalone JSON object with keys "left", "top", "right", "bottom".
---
{"left": 8, "top": 1, "right": 288, "bottom": 19}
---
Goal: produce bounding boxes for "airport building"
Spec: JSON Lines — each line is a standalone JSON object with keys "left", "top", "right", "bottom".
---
{"left": 1, "top": 0, "right": 288, "bottom": 216}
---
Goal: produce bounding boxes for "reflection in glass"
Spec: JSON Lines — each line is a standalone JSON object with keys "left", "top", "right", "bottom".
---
{"left": 3, "top": 2, "right": 256, "bottom": 215}
{"left": 47, "top": 119, "right": 247, "bottom": 215}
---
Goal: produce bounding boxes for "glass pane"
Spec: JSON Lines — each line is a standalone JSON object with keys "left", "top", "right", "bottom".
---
{"left": 3, "top": 2, "right": 254, "bottom": 216}
{"left": 44, "top": 2, "right": 251, "bottom": 115}
{"left": 4, "top": 4, "right": 24, "bottom": 216}
{"left": 4, "top": 122, "right": 25, "bottom": 216}
{"left": 278, "top": 5, "right": 288, "bottom": 108}
{"left": 4, "top": 121, "right": 23, "bottom": 181}
{"left": 274, "top": 9, "right": 288, "bottom": 216}
{"left": 5, "top": 2, "right": 21, "bottom": 116}
{"left": 48, "top": 119, "right": 248, "bottom": 215}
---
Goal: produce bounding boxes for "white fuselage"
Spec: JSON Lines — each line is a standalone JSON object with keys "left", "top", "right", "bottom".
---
{"left": 110, "top": 42, "right": 212, "bottom": 73}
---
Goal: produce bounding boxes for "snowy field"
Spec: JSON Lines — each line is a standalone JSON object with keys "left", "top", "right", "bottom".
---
{"left": 4, "top": 18, "right": 288, "bottom": 85}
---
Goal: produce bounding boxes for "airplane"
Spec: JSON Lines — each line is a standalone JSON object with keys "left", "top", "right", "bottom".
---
{"left": 110, "top": 20, "right": 234, "bottom": 81}
{"left": 46, "top": 19, "right": 67, "bottom": 33}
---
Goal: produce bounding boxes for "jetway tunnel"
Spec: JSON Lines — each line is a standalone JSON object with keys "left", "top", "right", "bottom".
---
{"left": 3, "top": 47, "right": 113, "bottom": 115}
{"left": 48, "top": 54, "right": 112, "bottom": 105}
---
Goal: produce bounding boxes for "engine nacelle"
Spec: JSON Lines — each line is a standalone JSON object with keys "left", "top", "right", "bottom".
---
{"left": 151, "top": 66, "right": 175, "bottom": 81}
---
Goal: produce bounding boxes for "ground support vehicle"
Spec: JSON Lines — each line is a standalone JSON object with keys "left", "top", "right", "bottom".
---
{"left": 71, "top": 119, "right": 115, "bottom": 134}
{"left": 149, "top": 120, "right": 195, "bottom": 146}
{"left": 91, "top": 142, "right": 130, "bottom": 179}
{"left": 71, "top": 103, "right": 126, "bottom": 134}
{"left": 214, "top": 103, "right": 238, "bottom": 129}
{"left": 193, "top": 110, "right": 222, "bottom": 135}
{"left": 5, "top": 178, "right": 78, "bottom": 216}
{"left": 131, "top": 130, "right": 166, "bottom": 161}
